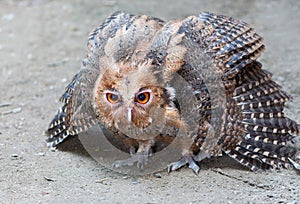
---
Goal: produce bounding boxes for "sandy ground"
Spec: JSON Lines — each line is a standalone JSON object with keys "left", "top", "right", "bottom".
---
{"left": 1, "top": 0, "right": 300, "bottom": 203}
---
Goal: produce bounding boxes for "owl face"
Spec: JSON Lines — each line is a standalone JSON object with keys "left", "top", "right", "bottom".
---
{"left": 92, "top": 61, "right": 178, "bottom": 139}
{"left": 89, "top": 13, "right": 186, "bottom": 139}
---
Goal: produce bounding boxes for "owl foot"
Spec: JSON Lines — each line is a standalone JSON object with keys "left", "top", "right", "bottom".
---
{"left": 288, "top": 158, "right": 300, "bottom": 170}
{"left": 167, "top": 154, "right": 200, "bottom": 174}
{"left": 113, "top": 141, "right": 154, "bottom": 170}
{"left": 112, "top": 152, "right": 150, "bottom": 170}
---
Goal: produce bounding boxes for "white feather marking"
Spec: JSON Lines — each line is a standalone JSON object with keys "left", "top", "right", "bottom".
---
{"left": 166, "top": 86, "right": 176, "bottom": 99}
{"left": 127, "top": 108, "right": 132, "bottom": 123}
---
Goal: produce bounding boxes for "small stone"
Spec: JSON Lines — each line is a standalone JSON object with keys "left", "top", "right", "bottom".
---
{"left": 131, "top": 178, "right": 138, "bottom": 184}
{"left": 11, "top": 153, "right": 19, "bottom": 158}
{"left": 11, "top": 154, "right": 21, "bottom": 160}
{"left": 154, "top": 173, "right": 162, "bottom": 178}
{"left": 61, "top": 78, "right": 67, "bottom": 83}
{"left": 2, "top": 107, "right": 22, "bottom": 115}
{"left": 95, "top": 178, "right": 109, "bottom": 184}
{"left": 36, "top": 152, "right": 45, "bottom": 156}
{"left": 44, "top": 176, "right": 56, "bottom": 182}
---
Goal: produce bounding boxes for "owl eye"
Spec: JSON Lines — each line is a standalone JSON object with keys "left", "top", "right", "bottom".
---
{"left": 106, "top": 92, "right": 121, "bottom": 104}
{"left": 136, "top": 91, "right": 150, "bottom": 104}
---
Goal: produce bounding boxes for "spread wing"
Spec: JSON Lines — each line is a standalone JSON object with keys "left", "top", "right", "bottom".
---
{"left": 174, "top": 12, "right": 300, "bottom": 170}
{"left": 46, "top": 12, "right": 138, "bottom": 147}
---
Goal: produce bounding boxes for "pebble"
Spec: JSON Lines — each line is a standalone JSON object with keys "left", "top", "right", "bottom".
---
{"left": 10, "top": 154, "right": 21, "bottom": 160}
{"left": 44, "top": 176, "right": 56, "bottom": 182}
{"left": 35, "top": 152, "right": 45, "bottom": 156}
{"left": 131, "top": 178, "right": 138, "bottom": 184}
{"left": 0, "top": 102, "right": 11, "bottom": 108}
{"left": 61, "top": 78, "right": 67, "bottom": 83}
{"left": 154, "top": 173, "right": 162, "bottom": 178}
{"left": 2, "top": 107, "right": 22, "bottom": 115}
{"left": 11, "top": 153, "right": 18, "bottom": 158}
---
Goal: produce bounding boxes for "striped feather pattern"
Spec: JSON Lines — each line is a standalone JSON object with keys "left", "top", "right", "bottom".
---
{"left": 227, "top": 63, "right": 298, "bottom": 170}
{"left": 197, "top": 12, "right": 299, "bottom": 171}
{"left": 46, "top": 69, "right": 98, "bottom": 147}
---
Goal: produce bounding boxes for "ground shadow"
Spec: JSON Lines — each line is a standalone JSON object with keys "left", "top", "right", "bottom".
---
{"left": 57, "top": 135, "right": 249, "bottom": 172}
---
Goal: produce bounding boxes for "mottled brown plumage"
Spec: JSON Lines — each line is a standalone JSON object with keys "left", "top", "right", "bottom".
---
{"left": 46, "top": 11, "right": 300, "bottom": 173}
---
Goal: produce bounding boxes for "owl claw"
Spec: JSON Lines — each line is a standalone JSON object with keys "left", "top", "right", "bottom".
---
{"left": 112, "top": 153, "right": 149, "bottom": 170}
{"left": 167, "top": 155, "right": 200, "bottom": 174}
{"left": 288, "top": 158, "right": 300, "bottom": 170}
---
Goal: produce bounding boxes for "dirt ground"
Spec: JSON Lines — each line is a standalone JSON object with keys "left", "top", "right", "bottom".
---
{"left": 1, "top": 0, "right": 300, "bottom": 203}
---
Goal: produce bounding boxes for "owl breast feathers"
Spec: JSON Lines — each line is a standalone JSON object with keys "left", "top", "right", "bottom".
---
{"left": 46, "top": 11, "right": 300, "bottom": 173}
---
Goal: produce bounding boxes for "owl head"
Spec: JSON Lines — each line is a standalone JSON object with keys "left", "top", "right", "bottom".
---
{"left": 92, "top": 57, "right": 182, "bottom": 139}
{"left": 86, "top": 14, "right": 190, "bottom": 140}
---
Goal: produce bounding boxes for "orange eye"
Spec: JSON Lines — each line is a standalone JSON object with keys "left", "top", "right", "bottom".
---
{"left": 106, "top": 93, "right": 120, "bottom": 104}
{"left": 136, "top": 92, "right": 150, "bottom": 104}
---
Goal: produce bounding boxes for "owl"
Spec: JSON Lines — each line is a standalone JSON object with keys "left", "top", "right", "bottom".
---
{"left": 46, "top": 11, "right": 300, "bottom": 174}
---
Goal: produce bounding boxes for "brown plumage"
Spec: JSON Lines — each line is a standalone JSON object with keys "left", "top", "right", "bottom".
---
{"left": 46, "top": 11, "right": 300, "bottom": 173}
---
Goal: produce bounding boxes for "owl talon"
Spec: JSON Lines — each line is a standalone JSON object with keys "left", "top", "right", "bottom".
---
{"left": 167, "top": 155, "right": 200, "bottom": 174}
{"left": 112, "top": 153, "right": 149, "bottom": 169}
{"left": 288, "top": 158, "right": 300, "bottom": 170}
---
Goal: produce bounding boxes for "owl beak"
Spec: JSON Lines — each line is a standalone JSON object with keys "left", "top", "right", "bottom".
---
{"left": 127, "top": 107, "right": 132, "bottom": 123}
